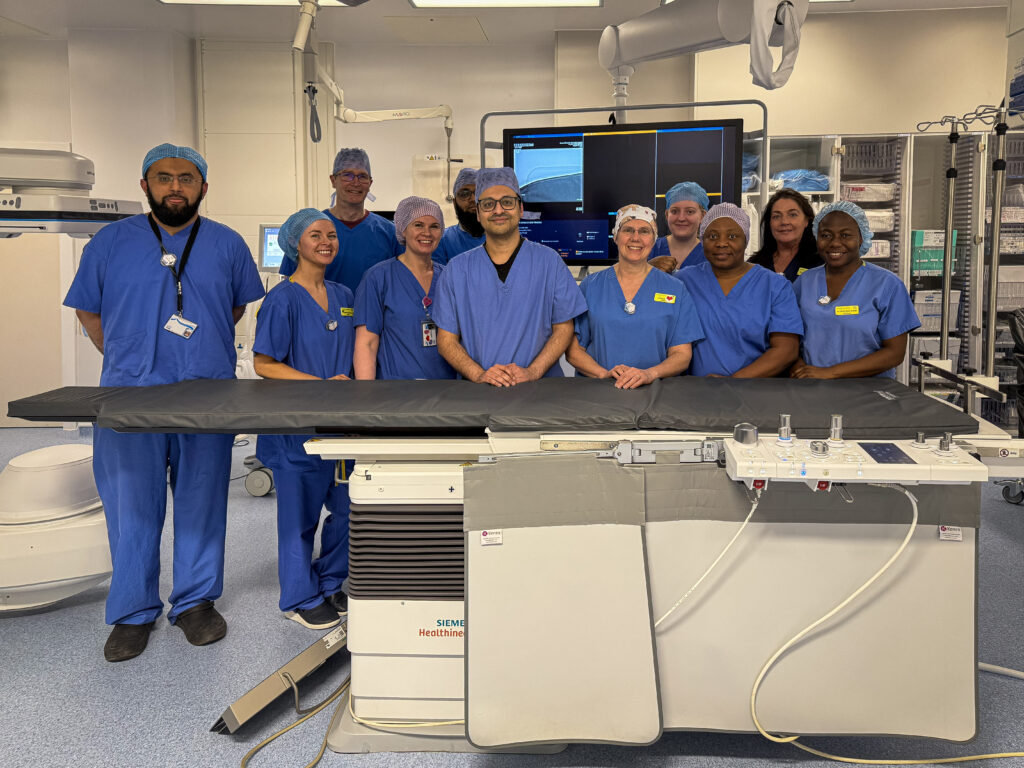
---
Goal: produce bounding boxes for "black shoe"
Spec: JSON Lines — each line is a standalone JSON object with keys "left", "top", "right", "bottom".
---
{"left": 326, "top": 590, "right": 348, "bottom": 616}
{"left": 174, "top": 601, "right": 227, "bottom": 646}
{"left": 103, "top": 622, "right": 155, "bottom": 662}
{"left": 286, "top": 601, "right": 342, "bottom": 630}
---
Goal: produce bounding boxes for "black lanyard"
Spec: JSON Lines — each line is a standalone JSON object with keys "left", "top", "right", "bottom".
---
{"left": 148, "top": 214, "right": 201, "bottom": 317}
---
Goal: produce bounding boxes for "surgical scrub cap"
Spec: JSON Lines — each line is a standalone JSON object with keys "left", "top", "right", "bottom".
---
{"left": 278, "top": 208, "right": 332, "bottom": 263}
{"left": 475, "top": 167, "right": 521, "bottom": 200}
{"left": 332, "top": 147, "right": 371, "bottom": 176}
{"left": 453, "top": 168, "right": 477, "bottom": 195}
{"left": 612, "top": 204, "right": 657, "bottom": 237}
{"left": 394, "top": 196, "right": 445, "bottom": 245}
{"left": 812, "top": 200, "right": 873, "bottom": 257}
{"left": 699, "top": 202, "right": 750, "bottom": 242}
{"left": 142, "top": 143, "right": 208, "bottom": 181}
{"left": 665, "top": 182, "right": 710, "bottom": 211}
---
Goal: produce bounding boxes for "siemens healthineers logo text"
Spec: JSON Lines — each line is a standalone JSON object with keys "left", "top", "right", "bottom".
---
{"left": 418, "top": 618, "right": 465, "bottom": 638}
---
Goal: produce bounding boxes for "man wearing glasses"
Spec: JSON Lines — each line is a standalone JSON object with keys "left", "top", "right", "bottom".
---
{"left": 432, "top": 167, "right": 485, "bottom": 265}
{"left": 280, "top": 147, "right": 402, "bottom": 293}
{"left": 434, "top": 167, "right": 586, "bottom": 386}
{"left": 63, "top": 144, "right": 265, "bottom": 662}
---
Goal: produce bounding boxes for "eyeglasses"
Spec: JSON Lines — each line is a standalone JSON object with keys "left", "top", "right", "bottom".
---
{"left": 337, "top": 171, "right": 371, "bottom": 184}
{"left": 619, "top": 224, "right": 655, "bottom": 238}
{"left": 478, "top": 196, "right": 520, "bottom": 213}
{"left": 149, "top": 173, "right": 201, "bottom": 187}
{"left": 455, "top": 189, "right": 475, "bottom": 201}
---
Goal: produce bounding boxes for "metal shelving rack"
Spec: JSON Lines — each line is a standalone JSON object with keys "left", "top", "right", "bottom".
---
{"left": 838, "top": 135, "right": 912, "bottom": 383}
{"left": 982, "top": 131, "right": 1024, "bottom": 433}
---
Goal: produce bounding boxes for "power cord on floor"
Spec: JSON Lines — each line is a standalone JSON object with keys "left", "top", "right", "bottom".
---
{"left": 748, "top": 483, "right": 1024, "bottom": 765}
{"left": 239, "top": 676, "right": 350, "bottom": 768}
{"left": 655, "top": 488, "right": 761, "bottom": 630}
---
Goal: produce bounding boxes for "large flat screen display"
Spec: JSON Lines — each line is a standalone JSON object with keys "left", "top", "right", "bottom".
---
{"left": 502, "top": 118, "right": 743, "bottom": 265}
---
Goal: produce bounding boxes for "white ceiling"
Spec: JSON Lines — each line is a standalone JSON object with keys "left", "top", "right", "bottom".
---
{"left": 0, "top": 0, "right": 1008, "bottom": 45}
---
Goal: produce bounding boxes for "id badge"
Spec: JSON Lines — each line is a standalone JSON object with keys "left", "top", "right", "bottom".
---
{"left": 164, "top": 314, "right": 198, "bottom": 339}
{"left": 422, "top": 320, "right": 437, "bottom": 348}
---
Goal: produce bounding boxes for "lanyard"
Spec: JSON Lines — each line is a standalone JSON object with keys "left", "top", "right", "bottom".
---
{"left": 148, "top": 214, "right": 201, "bottom": 317}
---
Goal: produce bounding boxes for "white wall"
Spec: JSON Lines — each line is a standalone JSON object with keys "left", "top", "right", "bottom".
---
{"left": 328, "top": 42, "right": 555, "bottom": 210}
{"left": 693, "top": 8, "right": 1008, "bottom": 136}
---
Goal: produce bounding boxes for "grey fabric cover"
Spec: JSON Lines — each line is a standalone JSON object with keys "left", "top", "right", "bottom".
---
{"left": 8, "top": 377, "right": 979, "bottom": 438}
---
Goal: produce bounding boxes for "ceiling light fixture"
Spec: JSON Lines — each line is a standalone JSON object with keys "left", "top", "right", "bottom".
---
{"left": 410, "top": 0, "right": 602, "bottom": 8}
{"left": 156, "top": 0, "right": 360, "bottom": 6}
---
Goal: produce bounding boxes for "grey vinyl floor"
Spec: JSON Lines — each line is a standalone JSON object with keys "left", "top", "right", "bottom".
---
{"left": 0, "top": 427, "right": 1021, "bottom": 768}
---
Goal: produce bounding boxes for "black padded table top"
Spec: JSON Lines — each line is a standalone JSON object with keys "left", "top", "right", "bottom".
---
{"left": 8, "top": 376, "right": 977, "bottom": 439}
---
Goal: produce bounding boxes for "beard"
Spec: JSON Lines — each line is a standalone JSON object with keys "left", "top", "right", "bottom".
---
{"left": 455, "top": 203, "right": 485, "bottom": 238}
{"left": 146, "top": 188, "right": 204, "bottom": 228}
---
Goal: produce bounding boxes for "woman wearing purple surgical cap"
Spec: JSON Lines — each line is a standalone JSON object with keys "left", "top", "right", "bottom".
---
{"left": 677, "top": 203, "right": 804, "bottom": 377}
{"left": 567, "top": 205, "right": 704, "bottom": 389}
{"left": 353, "top": 196, "right": 456, "bottom": 380}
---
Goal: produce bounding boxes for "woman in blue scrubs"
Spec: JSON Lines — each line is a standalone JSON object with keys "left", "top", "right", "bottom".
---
{"left": 353, "top": 196, "right": 456, "bottom": 380}
{"left": 649, "top": 182, "right": 709, "bottom": 271}
{"left": 568, "top": 205, "right": 703, "bottom": 388}
{"left": 254, "top": 209, "right": 355, "bottom": 630}
{"left": 792, "top": 201, "right": 919, "bottom": 378}
{"left": 679, "top": 203, "right": 803, "bottom": 377}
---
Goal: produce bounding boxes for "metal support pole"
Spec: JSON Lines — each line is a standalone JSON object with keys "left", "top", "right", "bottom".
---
{"left": 940, "top": 130, "right": 959, "bottom": 361}
{"left": 986, "top": 110, "right": 1009, "bottom": 377}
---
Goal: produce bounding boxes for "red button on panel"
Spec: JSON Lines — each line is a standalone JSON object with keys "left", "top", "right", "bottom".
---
{"left": 816, "top": 480, "right": 831, "bottom": 491}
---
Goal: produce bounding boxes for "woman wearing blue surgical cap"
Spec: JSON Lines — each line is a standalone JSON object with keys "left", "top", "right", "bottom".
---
{"left": 791, "top": 201, "right": 919, "bottom": 379}
{"left": 649, "top": 182, "right": 709, "bottom": 270}
{"left": 253, "top": 209, "right": 355, "bottom": 631}
{"left": 567, "top": 205, "right": 704, "bottom": 388}
{"left": 679, "top": 203, "right": 803, "bottom": 377}
{"left": 353, "top": 196, "right": 456, "bottom": 380}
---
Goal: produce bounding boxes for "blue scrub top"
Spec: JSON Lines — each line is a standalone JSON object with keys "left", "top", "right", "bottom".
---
{"left": 355, "top": 258, "right": 457, "bottom": 380}
{"left": 679, "top": 261, "right": 803, "bottom": 377}
{"left": 575, "top": 267, "right": 704, "bottom": 372}
{"left": 793, "top": 262, "right": 920, "bottom": 378}
{"left": 279, "top": 210, "right": 402, "bottom": 294}
{"left": 253, "top": 278, "right": 355, "bottom": 470}
{"left": 433, "top": 225, "right": 485, "bottom": 266}
{"left": 63, "top": 214, "right": 265, "bottom": 387}
{"left": 650, "top": 238, "right": 706, "bottom": 270}
{"left": 433, "top": 239, "right": 588, "bottom": 377}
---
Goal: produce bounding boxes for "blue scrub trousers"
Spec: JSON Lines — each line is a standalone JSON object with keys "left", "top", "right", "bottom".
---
{"left": 93, "top": 428, "right": 233, "bottom": 626}
{"left": 273, "top": 460, "right": 351, "bottom": 612}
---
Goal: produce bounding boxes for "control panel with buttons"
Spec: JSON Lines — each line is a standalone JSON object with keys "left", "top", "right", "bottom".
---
{"left": 723, "top": 416, "right": 988, "bottom": 489}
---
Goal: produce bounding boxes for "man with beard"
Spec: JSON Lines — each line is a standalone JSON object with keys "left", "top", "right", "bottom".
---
{"left": 434, "top": 167, "right": 586, "bottom": 386}
{"left": 432, "top": 168, "right": 485, "bottom": 266}
{"left": 280, "top": 147, "right": 402, "bottom": 293}
{"left": 64, "top": 143, "right": 265, "bottom": 662}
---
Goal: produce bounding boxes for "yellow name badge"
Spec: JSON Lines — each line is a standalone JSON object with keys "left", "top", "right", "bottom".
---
{"left": 834, "top": 305, "right": 860, "bottom": 316}
{"left": 653, "top": 293, "right": 677, "bottom": 304}
{"left": 340, "top": 307, "right": 355, "bottom": 317}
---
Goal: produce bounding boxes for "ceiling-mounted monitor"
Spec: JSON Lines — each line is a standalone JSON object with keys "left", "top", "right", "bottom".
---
{"left": 502, "top": 118, "right": 743, "bottom": 266}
